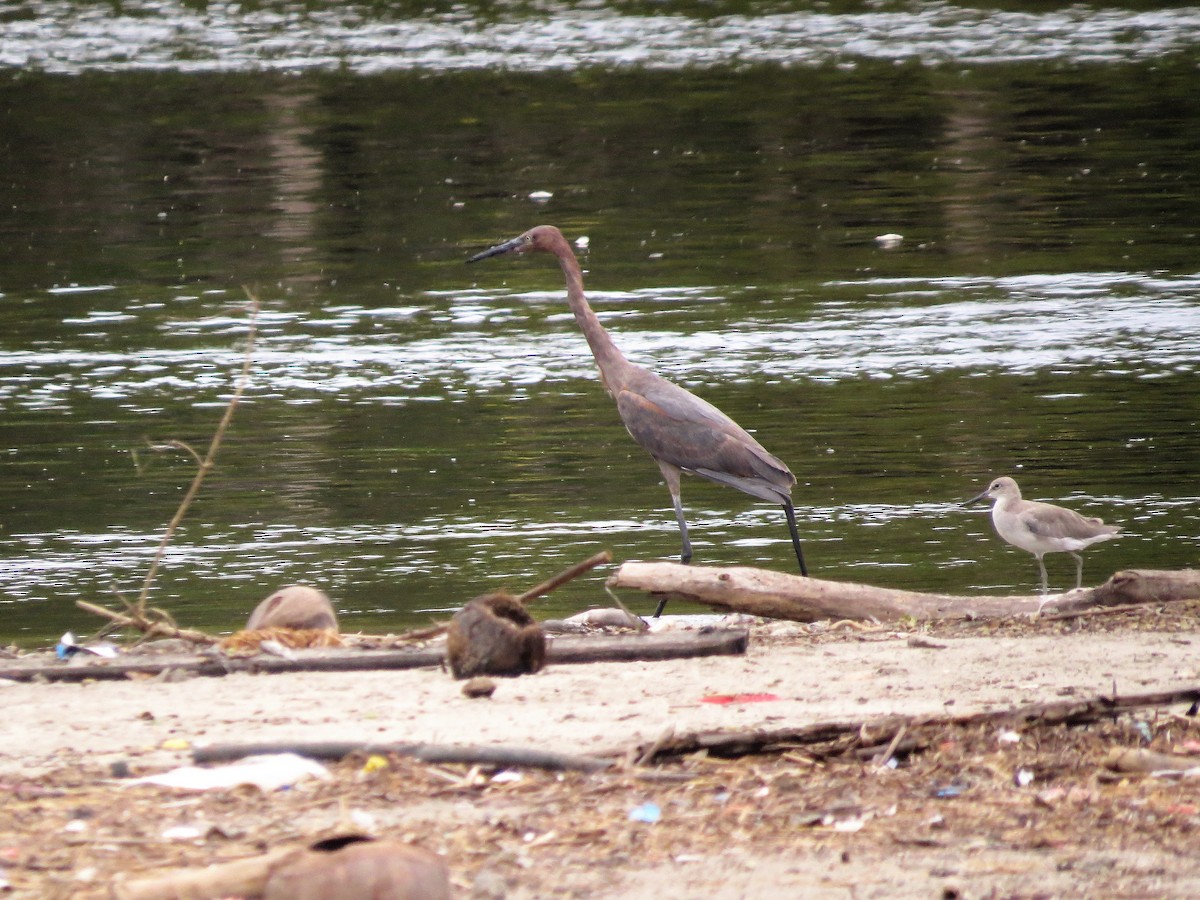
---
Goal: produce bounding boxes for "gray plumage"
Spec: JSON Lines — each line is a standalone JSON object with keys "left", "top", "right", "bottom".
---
{"left": 964, "top": 475, "right": 1122, "bottom": 592}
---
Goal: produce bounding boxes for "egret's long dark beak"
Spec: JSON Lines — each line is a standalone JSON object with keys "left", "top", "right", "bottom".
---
{"left": 961, "top": 489, "right": 990, "bottom": 507}
{"left": 467, "top": 235, "right": 524, "bottom": 263}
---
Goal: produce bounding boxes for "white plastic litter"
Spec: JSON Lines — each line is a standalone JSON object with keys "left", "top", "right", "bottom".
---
{"left": 128, "top": 753, "right": 331, "bottom": 792}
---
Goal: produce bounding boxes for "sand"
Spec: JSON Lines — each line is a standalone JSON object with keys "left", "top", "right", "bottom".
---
{"left": 2, "top": 612, "right": 1200, "bottom": 897}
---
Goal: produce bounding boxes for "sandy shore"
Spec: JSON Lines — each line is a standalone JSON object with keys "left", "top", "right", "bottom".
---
{"left": 3, "top": 613, "right": 1200, "bottom": 898}
{"left": 3, "top": 616, "right": 1197, "bottom": 777}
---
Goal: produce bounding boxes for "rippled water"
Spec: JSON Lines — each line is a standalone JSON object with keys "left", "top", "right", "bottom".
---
{"left": 2, "top": 269, "right": 1197, "bottom": 643}
{"left": 8, "top": 1, "right": 1200, "bottom": 72}
{"left": 5, "top": 273, "right": 1199, "bottom": 409}
{"left": 2, "top": 3, "right": 1199, "bottom": 645}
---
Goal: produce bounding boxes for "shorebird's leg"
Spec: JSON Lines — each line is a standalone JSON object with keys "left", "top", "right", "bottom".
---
{"left": 1070, "top": 552, "right": 1084, "bottom": 590}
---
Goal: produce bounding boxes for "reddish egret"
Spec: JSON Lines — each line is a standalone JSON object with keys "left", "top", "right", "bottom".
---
{"left": 963, "top": 476, "right": 1122, "bottom": 592}
{"left": 468, "top": 225, "right": 808, "bottom": 610}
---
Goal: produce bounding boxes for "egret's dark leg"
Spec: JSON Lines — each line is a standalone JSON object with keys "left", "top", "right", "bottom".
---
{"left": 782, "top": 499, "right": 808, "bottom": 576}
{"left": 655, "top": 463, "right": 690, "bottom": 617}
{"left": 651, "top": 491, "right": 692, "bottom": 617}
{"left": 671, "top": 493, "right": 693, "bottom": 565}
{"left": 655, "top": 462, "right": 692, "bottom": 564}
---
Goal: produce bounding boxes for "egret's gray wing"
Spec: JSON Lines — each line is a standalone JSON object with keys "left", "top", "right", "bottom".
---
{"left": 614, "top": 379, "right": 794, "bottom": 504}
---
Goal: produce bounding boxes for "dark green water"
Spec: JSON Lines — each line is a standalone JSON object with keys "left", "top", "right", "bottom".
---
{"left": 2, "top": 6, "right": 1200, "bottom": 646}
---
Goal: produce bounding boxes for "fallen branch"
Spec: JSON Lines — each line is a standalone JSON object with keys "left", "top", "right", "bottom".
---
{"left": 518, "top": 550, "right": 612, "bottom": 604}
{"left": 0, "top": 628, "right": 748, "bottom": 683}
{"left": 75, "top": 600, "right": 219, "bottom": 646}
{"left": 618, "top": 683, "right": 1200, "bottom": 765}
{"left": 193, "top": 741, "right": 614, "bottom": 773}
{"left": 608, "top": 563, "right": 1200, "bottom": 624}
{"left": 389, "top": 550, "right": 614, "bottom": 645}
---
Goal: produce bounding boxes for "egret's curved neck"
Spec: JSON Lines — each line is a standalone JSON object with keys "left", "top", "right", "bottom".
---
{"left": 551, "top": 240, "right": 634, "bottom": 394}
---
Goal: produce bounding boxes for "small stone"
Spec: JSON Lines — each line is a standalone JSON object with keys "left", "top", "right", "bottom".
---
{"left": 462, "top": 677, "right": 497, "bottom": 699}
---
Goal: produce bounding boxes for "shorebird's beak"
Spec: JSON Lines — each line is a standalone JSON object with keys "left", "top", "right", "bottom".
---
{"left": 961, "top": 489, "right": 990, "bottom": 507}
{"left": 467, "top": 235, "right": 526, "bottom": 263}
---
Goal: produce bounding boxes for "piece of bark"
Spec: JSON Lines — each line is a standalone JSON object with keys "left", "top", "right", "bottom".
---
{"left": 113, "top": 836, "right": 448, "bottom": 900}
{"left": 263, "top": 837, "right": 450, "bottom": 900}
{"left": 1104, "top": 747, "right": 1200, "bottom": 775}
{"left": 247, "top": 585, "right": 338, "bottom": 632}
{"left": 0, "top": 628, "right": 748, "bottom": 683}
{"left": 445, "top": 592, "right": 545, "bottom": 679}
{"left": 112, "top": 845, "right": 296, "bottom": 899}
{"left": 194, "top": 741, "right": 614, "bottom": 773}
{"left": 608, "top": 563, "right": 1200, "bottom": 624}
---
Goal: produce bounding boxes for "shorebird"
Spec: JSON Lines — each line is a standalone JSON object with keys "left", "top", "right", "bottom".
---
{"left": 468, "top": 225, "right": 807, "bottom": 610}
{"left": 963, "top": 475, "right": 1122, "bottom": 592}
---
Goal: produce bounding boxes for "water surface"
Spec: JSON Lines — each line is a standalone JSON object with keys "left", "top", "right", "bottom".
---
{"left": 1, "top": 6, "right": 1198, "bottom": 645}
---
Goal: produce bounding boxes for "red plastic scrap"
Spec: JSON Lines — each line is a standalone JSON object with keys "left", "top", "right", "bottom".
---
{"left": 700, "top": 693, "right": 781, "bottom": 705}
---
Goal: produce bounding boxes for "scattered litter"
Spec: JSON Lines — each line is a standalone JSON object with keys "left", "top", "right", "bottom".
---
{"left": 932, "top": 783, "right": 966, "bottom": 799}
{"left": 259, "top": 639, "right": 297, "bottom": 661}
{"left": 574, "top": 236, "right": 589, "bottom": 249}
{"left": 1035, "top": 786, "right": 1066, "bottom": 808}
{"left": 874, "top": 232, "right": 904, "bottom": 248}
{"left": 360, "top": 755, "right": 389, "bottom": 775}
{"left": 827, "top": 816, "right": 867, "bottom": 833}
{"left": 160, "top": 738, "right": 190, "bottom": 751}
{"left": 628, "top": 802, "right": 661, "bottom": 824}
{"left": 644, "top": 613, "right": 755, "bottom": 633}
{"left": 560, "top": 608, "right": 644, "bottom": 630}
{"left": 528, "top": 190, "right": 553, "bottom": 203}
{"left": 701, "top": 693, "right": 780, "bottom": 705}
{"left": 492, "top": 770, "right": 523, "bottom": 784}
{"left": 128, "top": 753, "right": 331, "bottom": 792}
{"left": 997, "top": 730, "right": 1021, "bottom": 745}
{"left": 1015, "top": 768, "right": 1035, "bottom": 787}
{"left": 56, "top": 632, "right": 119, "bottom": 660}
{"left": 161, "top": 825, "right": 204, "bottom": 841}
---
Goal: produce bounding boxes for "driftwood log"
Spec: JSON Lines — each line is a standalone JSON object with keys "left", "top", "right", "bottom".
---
{"left": 608, "top": 564, "right": 1200, "bottom": 624}
{"left": 0, "top": 628, "right": 748, "bottom": 683}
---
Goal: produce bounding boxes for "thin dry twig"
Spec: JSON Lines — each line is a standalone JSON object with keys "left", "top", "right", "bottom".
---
{"left": 77, "top": 290, "right": 262, "bottom": 642}
{"left": 389, "top": 551, "right": 614, "bottom": 644}
{"left": 135, "top": 291, "right": 262, "bottom": 616}
{"left": 517, "top": 550, "right": 612, "bottom": 604}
